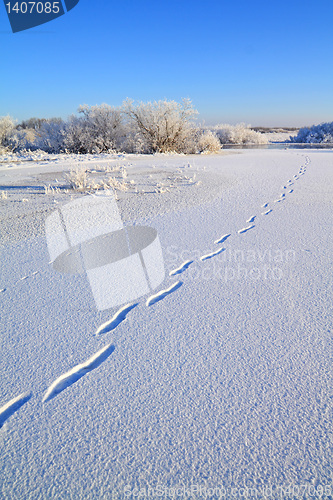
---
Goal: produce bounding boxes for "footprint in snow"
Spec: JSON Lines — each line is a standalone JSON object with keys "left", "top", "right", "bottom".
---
{"left": 261, "top": 203, "right": 269, "bottom": 208}
{"left": 43, "top": 344, "right": 116, "bottom": 403}
{"left": 289, "top": 189, "right": 293, "bottom": 193}
{"left": 261, "top": 209, "right": 272, "bottom": 215}
{"left": 94, "top": 303, "right": 138, "bottom": 336}
{"left": 200, "top": 247, "right": 225, "bottom": 261}
{"left": 238, "top": 225, "right": 255, "bottom": 234}
{"left": 246, "top": 216, "right": 256, "bottom": 224}
{"left": 146, "top": 281, "right": 182, "bottom": 306}
{"left": 214, "top": 233, "right": 231, "bottom": 244}
{"left": 0, "top": 393, "right": 31, "bottom": 429}
{"left": 169, "top": 260, "right": 193, "bottom": 276}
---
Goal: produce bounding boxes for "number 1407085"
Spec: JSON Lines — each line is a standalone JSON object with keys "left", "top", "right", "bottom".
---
{"left": 5, "top": 2, "right": 61, "bottom": 14}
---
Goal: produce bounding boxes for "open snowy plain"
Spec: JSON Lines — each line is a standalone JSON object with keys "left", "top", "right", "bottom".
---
{"left": 0, "top": 149, "right": 332, "bottom": 499}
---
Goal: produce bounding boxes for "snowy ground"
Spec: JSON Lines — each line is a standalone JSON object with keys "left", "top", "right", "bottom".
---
{"left": 0, "top": 149, "right": 332, "bottom": 499}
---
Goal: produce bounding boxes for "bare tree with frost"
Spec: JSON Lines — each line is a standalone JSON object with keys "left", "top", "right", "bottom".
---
{"left": 72, "top": 104, "right": 124, "bottom": 153}
{"left": 122, "top": 98, "right": 199, "bottom": 153}
{"left": 35, "top": 118, "right": 66, "bottom": 153}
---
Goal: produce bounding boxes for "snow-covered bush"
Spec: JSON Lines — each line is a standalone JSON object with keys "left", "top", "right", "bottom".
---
{"left": 290, "top": 122, "right": 333, "bottom": 143}
{"left": 212, "top": 123, "right": 268, "bottom": 144}
{"left": 197, "top": 130, "right": 221, "bottom": 153}
{"left": 0, "top": 116, "right": 16, "bottom": 149}
{"left": 72, "top": 104, "right": 124, "bottom": 153}
{"left": 62, "top": 115, "right": 86, "bottom": 153}
{"left": 65, "top": 168, "right": 89, "bottom": 190}
{"left": 27, "top": 105, "right": 125, "bottom": 154}
{"left": 123, "top": 99, "right": 198, "bottom": 153}
{"left": 120, "top": 130, "right": 147, "bottom": 154}
{"left": 0, "top": 116, "right": 38, "bottom": 152}
{"left": 7, "top": 128, "right": 38, "bottom": 151}
{"left": 35, "top": 119, "right": 66, "bottom": 153}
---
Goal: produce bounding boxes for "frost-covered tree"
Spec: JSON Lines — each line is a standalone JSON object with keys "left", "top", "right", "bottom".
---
{"left": 18, "top": 117, "right": 47, "bottom": 130}
{"left": 290, "top": 122, "right": 333, "bottom": 143}
{"left": 7, "top": 129, "right": 34, "bottom": 151}
{"left": 0, "top": 116, "right": 16, "bottom": 148}
{"left": 122, "top": 98, "right": 198, "bottom": 153}
{"left": 62, "top": 115, "right": 86, "bottom": 153}
{"left": 212, "top": 123, "right": 268, "bottom": 145}
{"left": 35, "top": 119, "right": 67, "bottom": 153}
{"left": 120, "top": 129, "right": 147, "bottom": 154}
{"left": 73, "top": 104, "right": 124, "bottom": 153}
{"left": 26, "top": 105, "right": 125, "bottom": 154}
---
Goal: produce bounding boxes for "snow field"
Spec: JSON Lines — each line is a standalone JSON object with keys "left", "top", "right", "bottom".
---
{"left": 0, "top": 150, "right": 332, "bottom": 498}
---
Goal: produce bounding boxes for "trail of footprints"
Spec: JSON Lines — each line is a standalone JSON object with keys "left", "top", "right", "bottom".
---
{"left": 1, "top": 156, "right": 310, "bottom": 426}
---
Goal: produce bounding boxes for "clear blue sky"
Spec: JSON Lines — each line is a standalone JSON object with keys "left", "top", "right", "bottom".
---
{"left": 1, "top": 0, "right": 332, "bottom": 126}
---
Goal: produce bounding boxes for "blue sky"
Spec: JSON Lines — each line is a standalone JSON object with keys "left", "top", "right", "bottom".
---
{"left": 1, "top": 0, "right": 332, "bottom": 126}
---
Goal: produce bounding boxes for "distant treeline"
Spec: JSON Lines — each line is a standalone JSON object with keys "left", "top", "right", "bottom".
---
{"left": 1, "top": 100, "right": 331, "bottom": 154}
{"left": 251, "top": 126, "right": 299, "bottom": 133}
